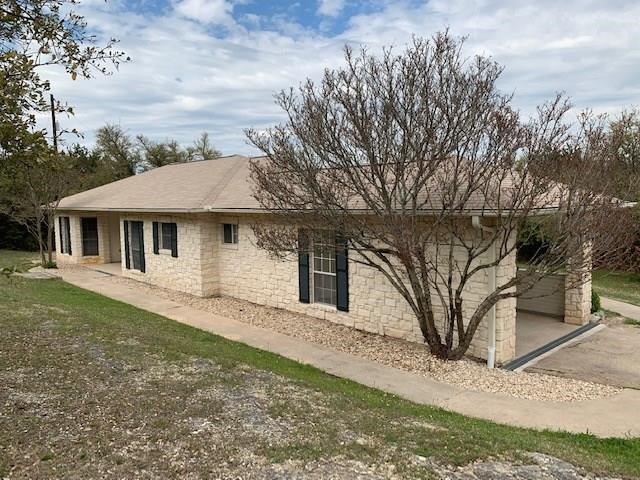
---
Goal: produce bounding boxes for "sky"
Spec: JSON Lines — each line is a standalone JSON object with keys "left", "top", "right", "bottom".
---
{"left": 43, "top": 0, "right": 640, "bottom": 155}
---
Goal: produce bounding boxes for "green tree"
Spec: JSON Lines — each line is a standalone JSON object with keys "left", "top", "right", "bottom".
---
{"left": 137, "top": 135, "right": 186, "bottom": 169}
{"left": 0, "top": 0, "right": 128, "bottom": 138}
{"left": 94, "top": 124, "right": 141, "bottom": 179}
{"left": 66, "top": 143, "right": 114, "bottom": 192}
{"left": 0, "top": 0, "right": 126, "bottom": 260}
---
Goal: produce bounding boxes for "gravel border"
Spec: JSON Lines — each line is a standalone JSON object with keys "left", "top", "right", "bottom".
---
{"left": 75, "top": 269, "right": 620, "bottom": 402}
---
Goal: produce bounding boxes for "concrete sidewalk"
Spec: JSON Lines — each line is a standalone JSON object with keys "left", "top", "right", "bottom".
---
{"left": 602, "top": 296, "right": 640, "bottom": 321}
{"left": 58, "top": 267, "right": 640, "bottom": 438}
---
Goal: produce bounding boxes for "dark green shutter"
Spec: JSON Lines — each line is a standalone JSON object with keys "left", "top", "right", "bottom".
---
{"left": 58, "top": 217, "right": 63, "bottom": 254}
{"left": 335, "top": 233, "right": 349, "bottom": 312}
{"left": 123, "top": 221, "right": 130, "bottom": 269}
{"left": 152, "top": 222, "right": 159, "bottom": 254}
{"left": 138, "top": 223, "right": 146, "bottom": 273}
{"left": 170, "top": 223, "right": 178, "bottom": 258}
{"left": 65, "top": 217, "right": 72, "bottom": 255}
{"left": 298, "top": 230, "right": 310, "bottom": 303}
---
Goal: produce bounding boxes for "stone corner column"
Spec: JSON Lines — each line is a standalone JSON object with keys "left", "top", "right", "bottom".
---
{"left": 494, "top": 240, "right": 517, "bottom": 364}
{"left": 564, "top": 242, "right": 592, "bottom": 325}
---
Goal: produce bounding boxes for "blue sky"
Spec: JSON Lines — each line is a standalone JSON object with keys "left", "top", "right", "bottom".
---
{"left": 43, "top": 0, "right": 640, "bottom": 155}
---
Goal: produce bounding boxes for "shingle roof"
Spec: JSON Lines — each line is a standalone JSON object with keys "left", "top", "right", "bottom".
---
{"left": 60, "top": 154, "right": 622, "bottom": 215}
{"left": 58, "top": 155, "right": 261, "bottom": 212}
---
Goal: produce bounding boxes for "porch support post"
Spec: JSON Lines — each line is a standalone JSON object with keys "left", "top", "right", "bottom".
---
{"left": 564, "top": 241, "right": 592, "bottom": 325}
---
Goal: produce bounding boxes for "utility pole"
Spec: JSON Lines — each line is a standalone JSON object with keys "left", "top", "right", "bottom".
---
{"left": 50, "top": 94, "right": 58, "bottom": 153}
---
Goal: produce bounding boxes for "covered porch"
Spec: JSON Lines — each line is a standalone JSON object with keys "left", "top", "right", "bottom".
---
{"left": 56, "top": 211, "right": 122, "bottom": 265}
{"left": 85, "top": 262, "right": 123, "bottom": 276}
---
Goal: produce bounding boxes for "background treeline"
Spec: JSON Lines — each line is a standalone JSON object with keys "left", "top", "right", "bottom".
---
{"left": 0, "top": 124, "right": 221, "bottom": 252}
{"left": 69, "top": 125, "right": 222, "bottom": 192}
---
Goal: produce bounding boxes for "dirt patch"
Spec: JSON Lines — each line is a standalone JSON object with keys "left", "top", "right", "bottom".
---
{"left": 428, "top": 452, "right": 615, "bottom": 479}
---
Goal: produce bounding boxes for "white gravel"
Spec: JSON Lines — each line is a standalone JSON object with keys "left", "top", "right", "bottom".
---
{"left": 96, "top": 273, "right": 620, "bottom": 402}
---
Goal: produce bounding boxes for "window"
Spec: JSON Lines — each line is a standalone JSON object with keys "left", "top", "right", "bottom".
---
{"left": 81, "top": 217, "right": 99, "bottom": 256}
{"left": 312, "top": 231, "right": 336, "bottom": 305}
{"left": 161, "top": 222, "right": 174, "bottom": 250}
{"left": 223, "top": 223, "right": 238, "bottom": 244}
{"left": 152, "top": 221, "right": 177, "bottom": 257}
{"left": 59, "top": 216, "right": 71, "bottom": 254}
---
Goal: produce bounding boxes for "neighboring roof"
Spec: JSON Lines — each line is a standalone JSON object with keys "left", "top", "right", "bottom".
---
{"left": 58, "top": 155, "right": 261, "bottom": 213}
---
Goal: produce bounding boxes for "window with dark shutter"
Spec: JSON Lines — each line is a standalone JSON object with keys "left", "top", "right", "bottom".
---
{"left": 335, "top": 234, "right": 349, "bottom": 312}
{"left": 311, "top": 231, "right": 337, "bottom": 306}
{"left": 124, "top": 221, "right": 130, "bottom": 269}
{"left": 152, "top": 222, "right": 159, "bottom": 254}
{"left": 170, "top": 222, "right": 178, "bottom": 257}
{"left": 81, "top": 217, "right": 98, "bottom": 256}
{"left": 298, "top": 229, "right": 310, "bottom": 303}
{"left": 65, "top": 217, "right": 72, "bottom": 255}
{"left": 58, "top": 217, "right": 64, "bottom": 254}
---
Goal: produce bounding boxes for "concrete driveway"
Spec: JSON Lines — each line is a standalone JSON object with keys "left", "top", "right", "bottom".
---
{"left": 526, "top": 317, "right": 640, "bottom": 389}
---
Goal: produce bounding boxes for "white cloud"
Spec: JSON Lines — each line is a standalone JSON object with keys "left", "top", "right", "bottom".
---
{"left": 173, "top": 0, "right": 234, "bottom": 24}
{"left": 41, "top": 0, "right": 640, "bottom": 156}
{"left": 317, "top": 0, "right": 345, "bottom": 17}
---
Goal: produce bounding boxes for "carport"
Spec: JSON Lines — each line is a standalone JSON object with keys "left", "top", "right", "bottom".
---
{"left": 508, "top": 267, "right": 597, "bottom": 368}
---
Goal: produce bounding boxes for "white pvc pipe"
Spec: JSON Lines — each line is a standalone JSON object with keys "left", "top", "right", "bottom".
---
{"left": 472, "top": 216, "right": 497, "bottom": 369}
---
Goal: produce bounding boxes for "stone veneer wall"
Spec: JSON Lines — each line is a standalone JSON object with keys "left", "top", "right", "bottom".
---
{"left": 119, "top": 213, "right": 217, "bottom": 297}
{"left": 55, "top": 210, "right": 518, "bottom": 363}
{"left": 55, "top": 213, "right": 111, "bottom": 265}
{"left": 215, "top": 214, "right": 518, "bottom": 362}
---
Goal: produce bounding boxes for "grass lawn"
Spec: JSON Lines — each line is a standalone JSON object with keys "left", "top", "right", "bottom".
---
{"left": 1, "top": 252, "right": 639, "bottom": 478}
{"left": 593, "top": 269, "right": 640, "bottom": 307}
{"left": 0, "top": 249, "right": 39, "bottom": 272}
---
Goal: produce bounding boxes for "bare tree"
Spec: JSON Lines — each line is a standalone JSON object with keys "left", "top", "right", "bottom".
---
{"left": 246, "top": 32, "right": 636, "bottom": 360}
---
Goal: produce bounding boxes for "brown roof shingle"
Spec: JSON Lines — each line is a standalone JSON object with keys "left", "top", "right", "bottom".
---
{"left": 58, "top": 155, "right": 260, "bottom": 212}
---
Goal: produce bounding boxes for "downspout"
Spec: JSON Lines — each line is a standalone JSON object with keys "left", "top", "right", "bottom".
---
{"left": 472, "top": 216, "right": 497, "bottom": 369}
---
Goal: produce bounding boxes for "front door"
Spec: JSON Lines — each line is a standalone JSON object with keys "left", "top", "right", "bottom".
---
{"left": 129, "top": 221, "right": 145, "bottom": 271}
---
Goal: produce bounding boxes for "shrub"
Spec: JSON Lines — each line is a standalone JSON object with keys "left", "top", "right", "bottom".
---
{"left": 591, "top": 289, "right": 601, "bottom": 313}
{"left": 42, "top": 261, "right": 57, "bottom": 269}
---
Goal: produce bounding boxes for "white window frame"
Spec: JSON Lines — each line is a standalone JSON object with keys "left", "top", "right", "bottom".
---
{"left": 311, "top": 231, "right": 337, "bottom": 306}
{"left": 221, "top": 223, "right": 238, "bottom": 245}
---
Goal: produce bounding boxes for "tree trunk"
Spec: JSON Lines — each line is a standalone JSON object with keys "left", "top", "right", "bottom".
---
{"left": 37, "top": 220, "right": 45, "bottom": 264}
{"left": 46, "top": 218, "right": 53, "bottom": 265}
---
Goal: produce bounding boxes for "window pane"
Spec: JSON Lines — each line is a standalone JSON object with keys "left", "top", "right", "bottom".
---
{"left": 161, "top": 223, "right": 173, "bottom": 249}
{"left": 223, "top": 223, "right": 237, "bottom": 244}
{"left": 313, "top": 272, "right": 336, "bottom": 305}
{"left": 81, "top": 218, "right": 98, "bottom": 256}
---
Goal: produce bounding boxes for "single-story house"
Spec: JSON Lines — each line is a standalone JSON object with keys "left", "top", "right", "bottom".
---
{"left": 55, "top": 155, "right": 593, "bottom": 364}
